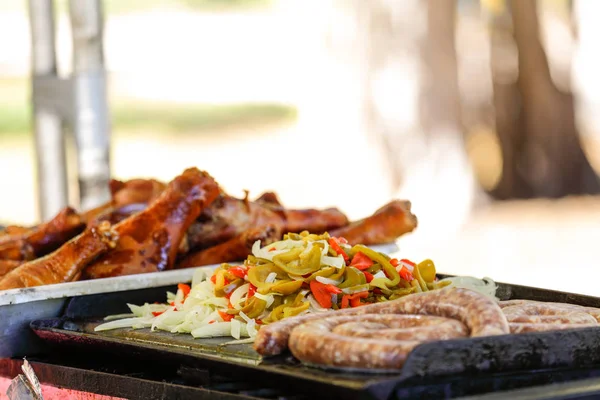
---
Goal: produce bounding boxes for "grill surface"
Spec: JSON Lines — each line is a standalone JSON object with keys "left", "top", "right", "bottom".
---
{"left": 22, "top": 278, "right": 600, "bottom": 399}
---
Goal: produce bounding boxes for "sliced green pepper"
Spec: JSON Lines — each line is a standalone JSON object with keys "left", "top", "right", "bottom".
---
{"left": 270, "top": 280, "right": 303, "bottom": 295}
{"left": 417, "top": 259, "right": 436, "bottom": 283}
{"left": 240, "top": 297, "right": 267, "bottom": 319}
{"left": 341, "top": 283, "right": 370, "bottom": 294}
{"left": 412, "top": 260, "right": 429, "bottom": 291}
{"left": 410, "top": 279, "right": 422, "bottom": 293}
{"left": 366, "top": 263, "right": 382, "bottom": 274}
{"left": 273, "top": 246, "right": 321, "bottom": 276}
{"left": 247, "top": 263, "right": 286, "bottom": 291}
{"left": 217, "top": 278, "right": 243, "bottom": 297}
{"left": 338, "top": 267, "right": 366, "bottom": 289}
{"left": 351, "top": 245, "right": 400, "bottom": 288}
{"left": 282, "top": 301, "right": 309, "bottom": 318}
{"left": 266, "top": 303, "right": 287, "bottom": 322}
{"left": 389, "top": 287, "right": 415, "bottom": 300}
{"left": 305, "top": 267, "right": 335, "bottom": 282}
{"left": 328, "top": 265, "right": 346, "bottom": 281}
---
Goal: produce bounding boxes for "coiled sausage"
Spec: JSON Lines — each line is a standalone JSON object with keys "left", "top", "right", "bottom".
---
{"left": 288, "top": 314, "right": 468, "bottom": 369}
{"left": 502, "top": 301, "right": 600, "bottom": 333}
{"left": 254, "top": 287, "right": 508, "bottom": 356}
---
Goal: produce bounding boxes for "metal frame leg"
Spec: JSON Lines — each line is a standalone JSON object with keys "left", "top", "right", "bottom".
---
{"left": 28, "top": 0, "right": 69, "bottom": 221}
{"left": 69, "top": 0, "right": 111, "bottom": 212}
{"left": 27, "top": 0, "right": 111, "bottom": 221}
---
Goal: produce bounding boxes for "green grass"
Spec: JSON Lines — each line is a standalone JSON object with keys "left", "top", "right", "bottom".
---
{"left": 110, "top": 101, "right": 296, "bottom": 134}
{"left": 0, "top": 101, "right": 296, "bottom": 138}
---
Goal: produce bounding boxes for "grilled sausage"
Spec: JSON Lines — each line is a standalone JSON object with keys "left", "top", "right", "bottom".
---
{"left": 502, "top": 301, "right": 600, "bottom": 333}
{"left": 288, "top": 314, "right": 468, "bottom": 369}
{"left": 254, "top": 287, "right": 509, "bottom": 356}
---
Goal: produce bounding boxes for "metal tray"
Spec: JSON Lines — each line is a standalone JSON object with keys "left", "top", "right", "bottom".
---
{"left": 0, "top": 242, "right": 399, "bottom": 358}
{"left": 29, "top": 277, "right": 600, "bottom": 400}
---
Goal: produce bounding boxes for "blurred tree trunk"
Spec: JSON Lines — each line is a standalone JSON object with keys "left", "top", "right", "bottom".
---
{"left": 357, "top": 0, "right": 470, "bottom": 191}
{"left": 419, "top": 0, "right": 462, "bottom": 139}
{"left": 490, "top": 0, "right": 600, "bottom": 199}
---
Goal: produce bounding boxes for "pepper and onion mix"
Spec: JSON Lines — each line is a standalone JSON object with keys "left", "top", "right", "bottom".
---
{"left": 95, "top": 232, "right": 497, "bottom": 342}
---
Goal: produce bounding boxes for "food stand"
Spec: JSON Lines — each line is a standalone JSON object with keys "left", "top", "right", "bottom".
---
{"left": 4, "top": 1, "right": 600, "bottom": 400}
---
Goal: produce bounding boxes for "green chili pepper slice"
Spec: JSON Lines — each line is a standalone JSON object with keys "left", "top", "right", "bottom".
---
{"left": 351, "top": 245, "right": 400, "bottom": 288}
{"left": 417, "top": 259, "right": 436, "bottom": 283}
{"left": 338, "top": 267, "right": 366, "bottom": 289}
{"left": 270, "top": 280, "right": 303, "bottom": 295}
{"left": 240, "top": 297, "right": 267, "bottom": 319}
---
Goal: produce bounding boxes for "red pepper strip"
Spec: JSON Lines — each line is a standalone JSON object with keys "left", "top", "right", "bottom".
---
{"left": 310, "top": 280, "right": 336, "bottom": 309}
{"left": 248, "top": 284, "right": 257, "bottom": 298}
{"left": 350, "top": 252, "right": 373, "bottom": 271}
{"left": 169, "top": 301, "right": 175, "bottom": 306}
{"left": 328, "top": 238, "right": 349, "bottom": 263}
{"left": 210, "top": 275, "right": 217, "bottom": 284}
{"left": 256, "top": 319, "right": 264, "bottom": 325}
{"left": 400, "top": 259, "right": 416, "bottom": 268}
{"left": 390, "top": 258, "right": 414, "bottom": 280}
{"left": 245, "top": 284, "right": 257, "bottom": 306}
{"left": 228, "top": 266, "right": 247, "bottom": 279}
{"left": 268, "top": 247, "right": 276, "bottom": 252}
{"left": 341, "top": 295, "right": 350, "bottom": 309}
{"left": 324, "top": 283, "right": 342, "bottom": 294}
{"left": 341, "top": 292, "right": 369, "bottom": 308}
{"left": 209, "top": 320, "right": 216, "bottom": 324}
{"left": 399, "top": 267, "right": 414, "bottom": 282}
{"left": 373, "top": 288, "right": 382, "bottom": 295}
{"left": 218, "top": 310, "right": 234, "bottom": 322}
{"left": 363, "top": 271, "right": 374, "bottom": 283}
{"left": 349, "top": 292, "right": 369, "bottom": 307}
{"left": 152, "top": 311, "right": 165, "bottom": 317}
{"left": 178, "top": 283, "right": 191, "bottom": 298}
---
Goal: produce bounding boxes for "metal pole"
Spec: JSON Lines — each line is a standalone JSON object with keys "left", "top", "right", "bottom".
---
{"left": 68, "top": 0, "right": 111, "bottom": 212}
{"left": 28, "top": 0, "right": 69, "bottom": 221}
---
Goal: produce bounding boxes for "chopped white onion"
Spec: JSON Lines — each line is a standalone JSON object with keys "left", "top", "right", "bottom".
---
{"left": 321, "top": 255, "right": 345, "bottom": 269}
{"left": 341, "top": 284, "right": 370, "bottom": 294}
{"left": 253, "top": 292, "right": 275, "bottom": 308}
{"left": 231, "top": 318, "right": 241, "bottom": 340}
{"left": 440, "top": 276, "right": 498, "bottom": 300}
{"left": 246, "top": 319, "right": 257, "bottom": 338}
{"left": 103, "top": 313, "right": 135, "bottom": 321}
{"left": 265, "top": 272, "right": 277, "bottom": 283}
{"left": 307, "top": 294, "right": 329, "bottom": 312}
{"left": 192, "top": 268, "right": 207, "bottom": 287}
{"left": 191, "top": 322, "right": 232, "bottom": 338}
{"left": 229, "top": 283, "right": 250, "bottom": 310}
{"left": 220, "top": 338, "right": 255, "bottom": 346}
{"left": 373, "top": 270, "right": 387, "bottom": 279}
{"left": 315, "top": 276, "right": 342, "bottom": 286}
{"left": 95, "top": 317, "right": 153, "bottom": 331}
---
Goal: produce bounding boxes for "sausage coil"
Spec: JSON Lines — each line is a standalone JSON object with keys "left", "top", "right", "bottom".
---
{"left": 254, "top": 288, "right": 509, "bottom": 358}
{"left": 501, "top": 300, "right": 600, "bottom": 333}
{"left": 288, "top": 314, "right": 468, "bottom": 369}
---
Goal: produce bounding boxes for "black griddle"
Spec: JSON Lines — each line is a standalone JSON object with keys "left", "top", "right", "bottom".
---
{"left": 27, "top": 277, "right": 600, "bottom": 399}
